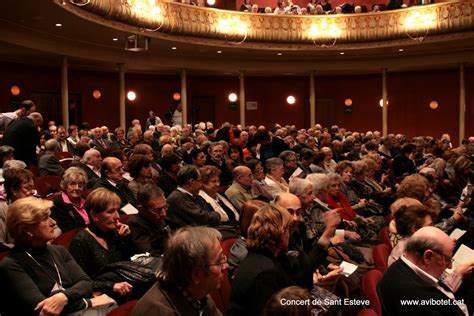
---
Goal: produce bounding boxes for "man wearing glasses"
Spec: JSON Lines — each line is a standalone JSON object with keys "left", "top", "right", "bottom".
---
{"left": 132, "top": 226, "right": 226, "bottom": 316}
{"left": 126, "top": 184, "right": 170, "bottom": 257}
{"left": 378, "top": 226, "right": 469, "bottom": 316}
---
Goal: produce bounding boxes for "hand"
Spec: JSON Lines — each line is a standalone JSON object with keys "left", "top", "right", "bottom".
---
{"left": 116, "top": 222, "right": 131, "bottom": 236}
{"left": 35, "top": 292, "right": 68, "bottom": 316}
{"left": 454, "top": 262, "right": 474, "bottom": 276}
{"left": 358, "top": 199, "right": 368, "bottom": 208}
{"left": 112, "top": 282, "right": 133, "bottom": 296}
{"left": 330, "top": 235, "right": 345, "bottom": 245}
{"left": 345, "top": 231, "right": 361, "bottom": 240}
{"left": 90, "top": 294, "right": 116, "bottom": 307}
{"left": 344, "top": 220, "right": 358, "bottom": 228}
{"left": 381, "top": 173, "right": 389, "bottom": 183}
{"left": 325, "top": 266, "right": 343, "bottom": 279}
{"left": 323, "top": 210, "right": 341, "bottom": 229}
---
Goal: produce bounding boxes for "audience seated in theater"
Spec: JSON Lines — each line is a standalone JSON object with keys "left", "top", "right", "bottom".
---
{"left": 226, "top": 144, "right": 244, "bottom": 172}
{"left": 188, "top": 147, "right": 207, "bottom": 168}
{"left": 321, "top": 147, "right": 337, "bottom": 172}
{"left": 279, "top": 150, "right": 298, "bottom": 182}
{"left": 111, "top": 127, "right": 129, "bottom": 149}
{"left": 126, "top": 184, "right": 170, "bottom": 257}
{"left": 240, "top": 0, "right": 251, "bottom": 11}
{"left": 264, "top": 157, "right": 289, "bottom": 199}
{"left": 388, "top": 197, "right": 423, "bottom": 247}
{"left": 56, "top": 126, "right": 74, "bottom": 153}
{"left": 133, "top": 144, "right": 160, "bottom": 178}
{"left": 199, "top": 166, "right": 240, "bottom": 228}
{"left": 51, "top": 167, "right": 89, "bottom": 234}
{"left": 157, "top": 153, "right": 181, "bottom": 197}
{"left": 225, "top": 165, "right": 256, "bottom": 211}
{"left": 38, "top": 139, "right": 64, "bottom": 177}
{"left": 2, "top": 112, "right": 43, "bottom": 166}
{"left": 69, "top": 188, "right": 142, "bottom": 300}
{"left": 378, "top": 227, "right": 469, "bottom": 316}
{"left": 142, "top": 129, "right": 160, "bottom": 153}
{"left": 166, "top": 165, "right": 220, "bottom": 229}
{"left": 227, "top": 204, "right": 339, "bottom": 316}
{"left": 0, "top": 168, "right": 36, "bottom": 250}
{"left": 67, "top": 125, "right": 80, "bottom": 147}
{"left": 386, "top": 0, "right": 404, "bottom": 10}
{"left": 90, "top": 127, "right": 110, "bottom": 157}
{"left": 79, "top": 148, "right": 102, "bottom": 189}
{"left": 93, "top": 157, "right": 137, "bottom": 208}
{"left": 392, "top": 143, "right": 417, "bottom": 178}
{"left": 127, "top": 154, "right": 154, "bottom": 199}
{"left": 0, "top": 197, "right": 116, "bottom": 316}
{"left": 132, "top": 226, "right": 224, "bottom": 316}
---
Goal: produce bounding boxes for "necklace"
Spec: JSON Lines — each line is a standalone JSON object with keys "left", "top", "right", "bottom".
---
{"left": 23, "top": 248, "right": 65, "bottom": 292}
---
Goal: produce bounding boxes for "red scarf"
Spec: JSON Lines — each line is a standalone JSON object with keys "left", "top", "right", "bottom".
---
{"left": 326, "top": 191, "right": 356, "bottom": 220}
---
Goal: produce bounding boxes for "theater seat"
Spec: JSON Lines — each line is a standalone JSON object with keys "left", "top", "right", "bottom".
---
{"left": 26, "top": 164, "right": 39, "bottom": 177}
{"left": 361, "top": 269, "right": 383, "bottom": 316}
{"left": 51, "top": 228, "right": 83, "bottom": 250}
{"left": 378, "top": 227, "right": 392, "bottom": 250}
{"left": 107, "top": 299, "right": 138, "bottom": 316}
{"left": 59, "top": 158, "right": 73, "bottom": 170}
{"left": 372, "top": 244, "right": 391, "bottom": 273}
{"left": 55, "top": 151, "right": 73, "bottom": 160}
{"left": 0, "top": 251, "right": 9, "bottom": 262}
{"left": 34, "top": 175, "right": 62, "bottom": 197}
{"left": 221, "top": 238, "right": 237, "bottom": 258}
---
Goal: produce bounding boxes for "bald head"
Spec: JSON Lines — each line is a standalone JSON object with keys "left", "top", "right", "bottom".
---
{"left": 275, "top": 192, "right": 302, "bottom": 225}
{"left": 233, "top": 166, "right": 253, "bottom": 187}
{"left": 405, "top": 226, "right": 455, "bottom": 279}
{"left": 44, "top": 139, "right": 59, "bottom": 152}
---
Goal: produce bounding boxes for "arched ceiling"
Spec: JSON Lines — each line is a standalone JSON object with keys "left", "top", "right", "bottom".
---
{"left": 1, "top": 0, "right": 474, "bottom": 75}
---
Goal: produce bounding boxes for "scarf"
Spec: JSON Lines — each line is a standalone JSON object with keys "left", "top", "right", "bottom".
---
{"left": 326, "top": 191, "right": 356, "bottom": 220}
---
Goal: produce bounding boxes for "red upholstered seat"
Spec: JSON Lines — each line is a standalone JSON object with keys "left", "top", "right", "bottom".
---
{"left": 210, "top": 270, "right": 231, "bottom": 314}
{"left": 34, "top": 175, "right": 62, "bottom": 197}
{"left": 361, "top": 269, "right": 383, "bottom": 316}
{"left": 372, "top": 244, "right": 391, "bottom": 273}
{"left": 378, "top": 227, "right": 392, "bottom": 250}
{"left": 59, "top": 158, "right": 73, "bottom": 170}
{"left": 26, "top": 164, "right": 39, "bottom": 177}
{"left": 107, "top": 299, "right": 138, "bottom": 316}
{"left": 220, "top": 238, "right": 237, "bottom": 258}
{"left": 51, "top": 228, "right": 83, "bottom": 250}
{"left": 55, "top": 151, "right": 73, "bottom": 160}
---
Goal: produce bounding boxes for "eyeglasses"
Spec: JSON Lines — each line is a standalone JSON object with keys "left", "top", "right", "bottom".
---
{"left": 206, "top": 254, "right": 228, "bottom": 269}
{"left": 432, "top": 250, "right": 454, "bottom": 264}
{"left": 149, "top": 205, "right": 168, "bottom": 214}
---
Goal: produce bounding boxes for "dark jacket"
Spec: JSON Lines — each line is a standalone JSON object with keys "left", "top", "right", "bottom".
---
{"left": 2, "top": 117, "right": 39, "bottom": 165}
{"left": 93, "top": 177, "right": 137, "bottom": 208}
{"left": 51, "top": 193, "right": 89, "bottom": 233}
{"left": 126, "top": 215, "right": 170, "bottom": 257}
{"left": 38, "top": 153, "right": 64, "bottom": 177}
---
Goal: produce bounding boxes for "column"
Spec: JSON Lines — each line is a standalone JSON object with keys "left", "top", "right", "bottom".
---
{"left": 239, "top": 71, "right": 246, "bottom": 127}
{"left": 459, "top": 63, "right": 466, "bottom": 145}
{"left": 382, "top": 68, "right": 388, "bottom": 137}
{"left": 309, "top": 71, "right": 316, "bottom": 128}
{"left": 118, "top": 63, "right": 126, "bottom": 131}
{"left": 181, "top": 69, "right": 187, "bottom": 126}
{"left": 61, "top": 56, "right": 69, "bottom": 129}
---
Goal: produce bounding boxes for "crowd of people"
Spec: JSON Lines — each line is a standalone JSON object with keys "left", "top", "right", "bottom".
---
{"left": 0, "top": 99, "right": 473, "bottom": 315}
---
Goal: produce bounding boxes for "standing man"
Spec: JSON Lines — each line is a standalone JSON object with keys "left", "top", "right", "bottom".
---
{"left": 171, "top": 103, "right": 182, "bottom": 127}
{"left": 132, "top": 226, "right": 225, "bottom": 316}
{"left": 2, "top": 112, "right": 43, "bottom": 166}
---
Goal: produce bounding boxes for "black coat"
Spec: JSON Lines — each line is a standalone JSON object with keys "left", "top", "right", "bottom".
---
{"left": 77, "top": 164, "right": 100, "bottom": 189}
{"left": 2, "top": 117, "right": 39, "bottom": 165}
{"left": 378, "top": 258, "right": 466, "bottom": 316}
{"left": 93, "top": 177, "right": 137, "bottom": 208}
{"left": 51, "top": 194, "right": 89, "bottom": 233}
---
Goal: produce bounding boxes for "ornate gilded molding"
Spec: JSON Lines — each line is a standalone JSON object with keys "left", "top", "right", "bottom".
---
{"left": 58, "top": 0, "right": 474, "bottom": 45}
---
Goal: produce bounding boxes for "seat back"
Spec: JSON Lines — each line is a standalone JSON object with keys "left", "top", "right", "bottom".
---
{"left": 378, "top": 227, "right": 392, "bottom": 250}
{"left": 372, "top": 244, "right": 391, "bottom": 273}
{"left": 221, "top": 238, "right": 237, "bottom": 258}
{"left": 361, "top": 269, "right": 383, "bottom": 316}
{"left": 210, "top": 270, "right": 231, "bottom": 314}
{"left": 107, "top": 299, "right": 138, "bottom": 316}
{"left": 51, "top": 228, "right": 83, "bottom": 250}
{"left": 26, "top": 164, "right": 39, "bottom": 177}
{"left": 55, "top": 151, "right": 73, "bottom": 160}
{"left": 34, "top": 175, "right": 62, "bottom": 197}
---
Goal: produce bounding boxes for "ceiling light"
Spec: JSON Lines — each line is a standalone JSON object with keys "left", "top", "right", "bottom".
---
{"left": 55, "top": 23, "right": 62, "bottom": 27}
{"left": 277, "top": 52, "right": 283, "bottom": 56}
{"left": 399, "top": 48, "right": 404, "bottom": 52}
{"left": 112, "top": 38, "right": 118, "bottom": 41}
{"left": 171, "top": 46, "right": 177, "bottom": 50}
{"left": 340, "top": 52, "right": 345, "bottom": 55}
{"left": 217, "top": 50, "right": 222, "bottom": 54}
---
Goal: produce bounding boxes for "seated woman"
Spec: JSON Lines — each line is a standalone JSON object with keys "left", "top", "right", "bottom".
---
{"left": 227, "top": 204, "right": 339, "bottom": 316}
{"left": 51, "top": 167, "right": 89, "bottom": 234}
{"left": 245, "top": 159, "right": 273, "bottom": 202}
{"left": 0, "top": 196, "right": 115, "bottom": 316}
{"left": 127, "top": 154, "right": 154, "bottom": 199}
{"left": 264, "top": 157, "right": 289, "bottom": 199}
{"left": 157, "top": 153, "right": 181, "bottom": 197}
{"left": 69, "top": 188, "right": 139, "bottom": 299}
{"left": 199, "top": 166, "right": 240, "bottom": 228}
{"left": 388, "top": 197, "right": 423, "bottom": 247}
{"left": 226, "top": 144, "right": 244, "bottom": 172}
{"left": 0, "top": 168, "right": 36, "bottom": 249}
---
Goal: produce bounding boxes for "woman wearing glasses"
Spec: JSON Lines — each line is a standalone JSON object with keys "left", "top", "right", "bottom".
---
{"left": 51, "top": 167, "right": 89, "bottom": 234}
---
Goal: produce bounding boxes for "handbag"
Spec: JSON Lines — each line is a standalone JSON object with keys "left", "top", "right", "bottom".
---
{"left": 95, "top": 257, "right": 161, "bottom": 288}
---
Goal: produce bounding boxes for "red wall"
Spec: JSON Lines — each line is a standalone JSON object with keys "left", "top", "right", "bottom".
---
{"left": 1, "top": 62, "right": 472, "bottom": 144}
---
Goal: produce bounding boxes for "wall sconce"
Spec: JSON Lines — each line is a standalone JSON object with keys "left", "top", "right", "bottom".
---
{"left": 287, "top": 96, "right": 296, "bottom": 105}
{"left": 308, "top": 19, "right": 340, "bottom": 48}
{"left": 228, "top": 93, "right": 238, "bottom": 102}
{"left": 379, "top": 99, "right": 388, "bottom": 107}
{"left": 404, "top": 9, "right": 437, "bottom": 42}
{"left": 217, "top": 17, "right": 248, "bottom": 45}
{"left": 344, "top": 99, "right": 352, "bottom": 107}
{"left": 10, "top": 85, "right": 20, "bottom": 96}
{"left": 92, "top": 90, "right": 101, "bottom": 99}
{"left": 127, "top": 91, "right": 137, "bottom": 101}
{"left": 173, "top": 92, "right": 181, "bottom": 101}
{"left": 429, "top": 100, "right": 438, "bottom": 110}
